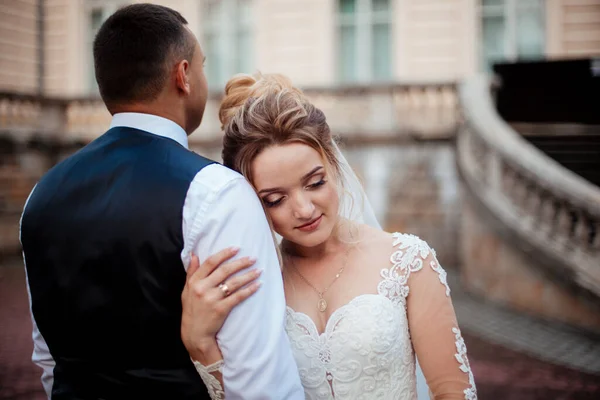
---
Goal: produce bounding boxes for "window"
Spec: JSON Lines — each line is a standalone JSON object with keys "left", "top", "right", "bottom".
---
{"left": 481, "top": 0, "right": 545, "bottom": 71}
{"left": 203, "top": 0, "right": 254, "bottom": 89}
{"left": 87, "top": 1, "right": 124, "bottom": 94}
{"left": 337, "top": 0, "right": 392, "bottom": 84}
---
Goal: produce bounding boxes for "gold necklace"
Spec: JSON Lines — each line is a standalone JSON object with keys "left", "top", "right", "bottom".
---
{"left": 288, "top": 245, "right": 350, "bottom": 313}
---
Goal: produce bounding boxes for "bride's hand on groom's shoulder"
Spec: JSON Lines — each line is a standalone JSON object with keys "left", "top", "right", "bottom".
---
{"left": 180, "top": 248, "right": 262, "bottom": 363}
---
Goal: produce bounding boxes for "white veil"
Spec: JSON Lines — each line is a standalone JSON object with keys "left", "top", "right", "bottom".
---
{"left": 333, "top": 140, "right": 431, "bottom": 399}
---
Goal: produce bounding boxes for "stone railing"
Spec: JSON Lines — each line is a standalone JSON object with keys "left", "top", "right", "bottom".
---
{"left": 196, "top": 82, "right": 458, "bottom": 145}
{"left": 2, "top": 82, "right": 458, "bottom": 145}
{"left": 303, "top": 82, "right": 458, "bottom": 142}
{"left": 0, "top": 92, "right": 64, "bottom": 139}
{"left": 457, "top": 76, "right": 600, "bottom": 299}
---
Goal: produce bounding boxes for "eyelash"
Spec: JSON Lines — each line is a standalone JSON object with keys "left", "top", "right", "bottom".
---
{"left": 263, "top": 179, "right": 327, "bottom": 208}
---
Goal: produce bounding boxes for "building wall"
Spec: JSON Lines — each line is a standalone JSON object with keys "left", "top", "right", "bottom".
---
{"left": 395, "top": 0, "right": 478, "bottom": 81}
{"left": 1, "top": 0, "right": 600, "bottom": 95}
{"left": 0, "top": 0, "right": 39, "bottom": 94}
{"left": 547, "top": 0, "right": 600, "bottom": 58}
{"left": 45, "top": 0, "right": 76, "bottom": 96}
{"left": 256, "top": 0, "right": 336, "bottom": 86}
{"left": 0, "top": 0, "right": 499, "bottom": 95}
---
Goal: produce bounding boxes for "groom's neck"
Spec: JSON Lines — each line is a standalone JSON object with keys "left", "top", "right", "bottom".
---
{"left": 110, "top": 101, "right": 187, "bottom": 133}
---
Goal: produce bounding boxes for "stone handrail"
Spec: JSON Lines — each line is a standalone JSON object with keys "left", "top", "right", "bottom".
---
{"left": 1, "top": 82, "right": 458, "bottom": 146}
{"left": 457, "top": 75, "right": 600, "bottom": 299}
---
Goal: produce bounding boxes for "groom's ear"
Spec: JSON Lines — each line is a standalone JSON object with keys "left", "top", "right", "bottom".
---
{"left": 175, "top": 60, "right": 191, "bottom": 96}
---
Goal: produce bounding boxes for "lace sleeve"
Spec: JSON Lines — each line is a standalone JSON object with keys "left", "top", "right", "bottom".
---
{"left": 192, "top": 359, "right": 225, "bottom": 400}
{"left": 385, "top": 234, "right": 477, "bottom": 400}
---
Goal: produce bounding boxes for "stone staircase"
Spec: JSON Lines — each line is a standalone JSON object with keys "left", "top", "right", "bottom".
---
{"left": 456, "top": 73, "right": 600, "bottom": 333}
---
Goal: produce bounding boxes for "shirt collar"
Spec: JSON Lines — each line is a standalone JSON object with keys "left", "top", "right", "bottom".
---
{"left": 109, "top": 112, "right": 189, "bottom": 149}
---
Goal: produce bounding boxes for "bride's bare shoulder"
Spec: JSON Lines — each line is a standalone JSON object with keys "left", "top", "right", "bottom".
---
{"left": 355, "top": 224, "right": 396, "bottom": 254}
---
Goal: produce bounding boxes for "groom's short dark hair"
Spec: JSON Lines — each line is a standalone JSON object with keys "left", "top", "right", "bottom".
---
{"left": 93, "top": 3, "right": 196, "bottom": 106}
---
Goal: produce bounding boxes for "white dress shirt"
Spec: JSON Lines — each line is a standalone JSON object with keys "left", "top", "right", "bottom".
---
{"left": 23, "top": 112, "right": 304, "bottom": 399}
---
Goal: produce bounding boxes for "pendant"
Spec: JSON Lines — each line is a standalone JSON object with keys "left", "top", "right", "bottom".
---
{"left": 318, "top": 298, "right": 327, "bottom": 312}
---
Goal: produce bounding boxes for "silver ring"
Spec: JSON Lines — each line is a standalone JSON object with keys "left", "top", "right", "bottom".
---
{"left": 218, "top": 283, "right": 230, "bottom": 297}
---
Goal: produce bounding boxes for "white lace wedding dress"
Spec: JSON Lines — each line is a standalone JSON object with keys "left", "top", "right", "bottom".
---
{"left": 196, "top": 233, "right": 477, "bottom": 400}
{"left": 284, "top": 233, "right": 477, "bottom": 400}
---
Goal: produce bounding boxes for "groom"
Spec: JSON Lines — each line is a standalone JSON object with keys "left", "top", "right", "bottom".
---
{"left": 20, "top": 4, "right": 302, "bottom": 399}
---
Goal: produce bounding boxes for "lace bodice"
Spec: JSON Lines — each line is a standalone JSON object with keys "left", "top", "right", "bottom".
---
{"left": 286, "top": 294, "right": 415, "bottom": 399}
{"left": 195, "top": 233, "right": 477, "bottom": 400}
{"left": 284, "top": 233, "right": 477, "bottom": 399}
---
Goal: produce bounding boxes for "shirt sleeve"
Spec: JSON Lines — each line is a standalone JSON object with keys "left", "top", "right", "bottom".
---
{"left": 21, "top": 184, "right": 55, "bottom": 399}
{"left": 26, "top": 275, "right": 56, "bottom": 399}
{"left": 182, "top": 164, "right": 304, "bottom": 400}
{"left": 402, "top": 237, "right": 477, "bottom": 399}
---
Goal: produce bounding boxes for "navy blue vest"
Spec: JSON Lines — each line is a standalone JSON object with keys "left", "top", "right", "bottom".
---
{"left": 21, "top": 127, "right": 214, "bottom": 399}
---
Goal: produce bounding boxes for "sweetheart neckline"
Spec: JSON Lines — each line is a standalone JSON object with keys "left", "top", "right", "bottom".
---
{"left": 285, "top": 293, "right": 396, "bottom": 336}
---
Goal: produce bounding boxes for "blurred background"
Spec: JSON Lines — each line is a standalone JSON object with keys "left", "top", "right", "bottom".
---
{"left": 1, "top": 0, "right": 599, "bottom": 399}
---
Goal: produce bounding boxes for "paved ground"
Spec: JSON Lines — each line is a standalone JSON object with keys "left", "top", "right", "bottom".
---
{"left": 1, "top": 261, "right": 600, "bottom": 399}
{"left": 449, "top": 271, "right": 600, "bottom": 376}
{"left": 0, "top": 263, "right": 46, "bottom": 400}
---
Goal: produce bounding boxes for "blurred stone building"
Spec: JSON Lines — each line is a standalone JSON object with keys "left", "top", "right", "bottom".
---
{"left": 2, "top": 0, "right": 599, "bottom": 95}
{"left": 1, "top": 0, "right": 600, "bottom": 335}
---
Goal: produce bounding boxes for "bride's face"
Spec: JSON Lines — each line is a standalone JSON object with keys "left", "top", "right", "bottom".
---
{"left": 251, "top": 143, "right": 340, "bottom": 248}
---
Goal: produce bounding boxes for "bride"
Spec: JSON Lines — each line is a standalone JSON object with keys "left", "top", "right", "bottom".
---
{"left": 181, "top": 73, "right": 477, "bottom": 399}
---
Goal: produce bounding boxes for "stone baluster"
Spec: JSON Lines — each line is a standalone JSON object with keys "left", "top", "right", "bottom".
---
{"left": 538, "top": 194, "right": 557, "bottom": 237}
{"left": 511, "top": 173, "right": 530, "bottom": 215}
{"left": 555, "top": 204, "right": 574, "bottom": 248}
{"left": 3, "top": 100, "right": 13, "bottom": 128}
{"left": 462, "top": 128, "right": 475, "bottom": 169}
{"left": 408, "top": 87, "right": 424, "bottom": 130}
{"left": 0, "top": 99, "right": 8, "bottom": 129}
{"left": 573, "top": 212, "right": 591, "bottom": 251}
{"left": 591, "top": 220, "right": 600, "bottom": 254}
{"left": 80, "top": 103, "right": 92, "bottom": 137}
{"left": 423, "top": 86, "right": 439, "bottom": 129}
{"left": 500, "top": 163, "right": 513, "bottom": 193}
{"left": 397, "top": 87, "right": 411, "bottom": 129}
{"left": 13, "top": 100, "right": 24, "bottom": 126}
{"left": 524, "top": 186, "right": 543, "bottom": 229}
{"left": 85, "top": 103, "right": 98, "bottom": 138}
{"left": 16, "top": 100, "right": 29, "bottom": 128}
{"left": 441, "top": 85, "right": 457, "bottom": 128}
{"left": 65, "top": 101, "right": 80, "bottom": 136}
{"left": 76, "top": 102, "right": 90, "bottom": 136}
{"left": 6, "top": 100, "right": 18, "bottom": 128}
{"left": 475, "top": 139, "right": 489, "bottom": 184}
{"left": 488, "top": 150, "right": 502, "bottom": 193}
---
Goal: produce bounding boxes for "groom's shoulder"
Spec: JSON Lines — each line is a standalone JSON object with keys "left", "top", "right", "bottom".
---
{"left": 191, "top": 162, "right": 252, "bottom": 195}
{"left": 174, "top": 147, "right": 215, "bottom": 171}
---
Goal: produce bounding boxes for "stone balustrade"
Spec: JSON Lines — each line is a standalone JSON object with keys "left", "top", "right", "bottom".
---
{"left": 303, "top": 83, "right": 458, "bottom": 141}
{"left": 2, "top": 82, "right": 458, "bottom": 145}
{"left": 457, "top": 76, "right": 600, "bottom": 325}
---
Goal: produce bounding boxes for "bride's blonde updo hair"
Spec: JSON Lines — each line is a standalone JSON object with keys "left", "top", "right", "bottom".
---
{"left": 219, "top": 72, "right": 341, "bottom": 183}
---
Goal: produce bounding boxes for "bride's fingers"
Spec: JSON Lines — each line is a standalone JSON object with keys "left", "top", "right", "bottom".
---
{"left": 185, "top": 254, "right": 201, "bottom": 283}
{"left": 194, "top": 247, "right": 240, "bottom": 280}
{"left": 222, "top": 280, "right": 262, "bottom": 310}
{"left": 197, "top": 269, "right": 261, "bottom": 320}
{"left": 219, "top": 268, "right": 262, "bottom": 297}
{"left": 206, "top": 256, "right": 257, "bottom": 288}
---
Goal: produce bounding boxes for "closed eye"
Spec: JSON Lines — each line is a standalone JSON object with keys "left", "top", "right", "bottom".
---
{"left": 263, "top": 197, "right": 284, "bottom": 208}
{"left": 308, "top": 179, "right": 326, "bottom": 189}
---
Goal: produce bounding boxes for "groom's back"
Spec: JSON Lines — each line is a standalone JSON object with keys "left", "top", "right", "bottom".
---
{"left": 21, "top": 127, "right": 212, "bottom": 399}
